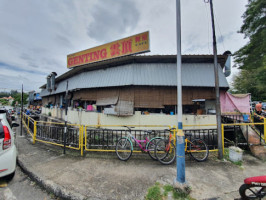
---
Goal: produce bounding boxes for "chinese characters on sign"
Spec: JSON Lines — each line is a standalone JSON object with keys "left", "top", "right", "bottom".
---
{"left": 67, "top": 31, "right": 150, "bottom": 68}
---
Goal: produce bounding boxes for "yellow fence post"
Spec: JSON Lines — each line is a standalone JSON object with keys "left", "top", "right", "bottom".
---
{"left": 173, "top": 125, "right": 177, "bottom": 144}
{"left": 221, "top": 124, "right": 224, "bottom": 156}
{"left": 80, "top": 125, "right": 84, "bottom": 156}
{"left": 33, "top": 121, "right": 37, "bottom": 144}
{"left": 28, "top": 116, "right": 30, "bottom": 128}
{"left": 264, "top": 118, "right": 266, "bottom": 143}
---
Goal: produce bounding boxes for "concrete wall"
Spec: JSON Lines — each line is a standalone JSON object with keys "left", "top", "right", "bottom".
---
{"left": 42, "top": 107, "right": 217, "bottom": 129}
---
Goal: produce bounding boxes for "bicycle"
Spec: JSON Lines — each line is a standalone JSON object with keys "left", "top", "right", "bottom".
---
{"left": 155, "top": 129, "right": 209, "bottom": 165}
{"left": 115, "top": 126, "right": 163, "bottom": 161}
{"left": 239, "top": 175, "right": 266, "bottom": 200}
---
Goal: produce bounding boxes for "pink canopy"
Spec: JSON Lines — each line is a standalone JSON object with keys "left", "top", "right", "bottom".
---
{"left": 220, "top": 92, "right": 251, "bottom": 114}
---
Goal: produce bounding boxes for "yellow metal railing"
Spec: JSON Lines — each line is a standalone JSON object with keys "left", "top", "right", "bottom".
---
{"left": 183, "top": 124, "right": 218, "bottom": 153}
{"left": 22, "top": 114, "right": 34, "bottom": 138}
{"left": 84, "top": 125, "right": 171, "bottom": 154}
{"left": 265, "top": 118, "right": 266, "bottom": 142}
{"left": 21, "top": 113, "right": 265, "bottom": 157}
{"left": 34, "top": 122, "right": 82, "bottom": 151}
{"left": 221, "top": 121, "right": 266, "bottom": 155}
{"left": 22, "top": 113, "right": 83, "bottom": 155}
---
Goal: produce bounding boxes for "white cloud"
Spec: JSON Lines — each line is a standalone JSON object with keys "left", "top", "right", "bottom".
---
{"left": 87, "top": 0, "right": 140, "bottom": 42}
{"left": 0, "top": 0, "right": 248, "bottom": 91}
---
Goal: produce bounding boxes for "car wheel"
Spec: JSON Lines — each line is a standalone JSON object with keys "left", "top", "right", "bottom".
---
{"left": 5, "top": 171, "right": 15, "bottom": 182}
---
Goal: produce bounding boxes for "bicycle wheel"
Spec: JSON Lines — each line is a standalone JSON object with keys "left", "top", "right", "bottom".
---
{"left": 116, "top": 138, "right": 132, "bottom": 161}
{"left": 239, "top": 184, "right": 266, "bottom": 200}
{"left": 146, "top": 137, "right": 162, "bottom": 160}
{"left": 155, "top": 139, "right": 176, "bottom": 165}
{"left": 189, "top": 139, "right": 209, "bottom": 162}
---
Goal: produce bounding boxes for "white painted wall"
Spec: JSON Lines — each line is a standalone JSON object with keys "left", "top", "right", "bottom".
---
{"left": 42, "top": 107, "right": 217, "bottom": 129}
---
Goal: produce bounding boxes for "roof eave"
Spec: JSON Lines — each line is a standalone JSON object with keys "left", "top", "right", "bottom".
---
{"left": 40, "top": 54, "right": 228, "bottom": 89}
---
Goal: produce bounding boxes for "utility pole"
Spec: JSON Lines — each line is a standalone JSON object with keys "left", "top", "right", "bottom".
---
{"left": 175, "top": 0, "right": 186, "bottom": 184}
{"left": 63, "top": 81, "right": 69, "bottom": 154}
{"left": 208, "top": 0, "right": 223, "bottom": 159}
{"left": 20, "top": 84, "right": 23, "bottom": 136}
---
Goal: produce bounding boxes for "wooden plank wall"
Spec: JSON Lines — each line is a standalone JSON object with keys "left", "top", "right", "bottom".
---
{"left": 43, "top": 86, "right": 221, "bottom": 108}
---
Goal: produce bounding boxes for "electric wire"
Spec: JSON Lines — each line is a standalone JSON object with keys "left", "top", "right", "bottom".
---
{"left": 203, "top": 0, "right": 226, "bottom": 53}
{"left": 214, "top": 9, "right": 226, "bottom": 53}
{"left": 204, "top": 2, "right": 211, "bottom": 54}
{"left": 0, "top": 87, "right": 30, "bottom": 93}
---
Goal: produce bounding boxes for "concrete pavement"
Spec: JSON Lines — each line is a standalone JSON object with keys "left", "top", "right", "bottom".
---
{"left": 15, "top": 128, "right": 266, "bottom": 200}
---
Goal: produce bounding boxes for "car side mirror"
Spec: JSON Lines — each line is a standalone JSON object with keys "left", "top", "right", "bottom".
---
{"left": 12, "top": 123, "right": 20, "bottom": 128}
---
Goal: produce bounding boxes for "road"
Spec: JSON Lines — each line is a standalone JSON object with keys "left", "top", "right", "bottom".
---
{"left": 0, "top": 167, "right": 57, "bottom": 200}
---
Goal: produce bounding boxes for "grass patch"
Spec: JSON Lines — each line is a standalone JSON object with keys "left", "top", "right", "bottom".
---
{"left": 163, "top": 184, "right": 173, "bottom": 196}
{"left": 145, "top": 182, "right": 162, "bottom": 200}
{"left": 146, "top": 183, "right": 195, "bottom": 200}
{"left": 172, "top": 188, "right": 195, "bottom": 200}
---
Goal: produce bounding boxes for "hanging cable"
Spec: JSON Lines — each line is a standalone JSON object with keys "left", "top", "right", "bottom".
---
{"left": 0, "top": 87, "right": 29, "bottom": 93}
{"left": 204, "top": 2, "right": 211, "bottom": 54}
{"left": 214, "top": 11, "right": 226, "bottom": 53}
{"left": 204, "top": 0, "right": 226, "bottom": 53}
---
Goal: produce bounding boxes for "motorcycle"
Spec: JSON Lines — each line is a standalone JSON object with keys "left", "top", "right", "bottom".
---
{"left": 239, "top": 175, "right": 266, "bottom": 200}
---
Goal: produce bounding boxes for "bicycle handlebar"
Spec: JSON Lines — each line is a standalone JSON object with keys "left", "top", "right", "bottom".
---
{"left": 122, "top": 126, "right": 135, "bottom": 131}
{"left": 164, "top": 128, "right": 176, "bottom": 131}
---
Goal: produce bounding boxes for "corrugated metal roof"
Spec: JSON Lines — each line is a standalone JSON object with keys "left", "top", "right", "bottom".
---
{"left": 40, "top": 54, "right": 228, "bottom": 89}
{"left": 40, "top": 63, "right": 229, "bottom": 97}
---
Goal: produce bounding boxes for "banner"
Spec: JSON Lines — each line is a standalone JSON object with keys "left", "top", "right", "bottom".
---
{"left": 220, "top": 92, "right": 251, "bottom": 114}
{"left": 67, "top": 31, "right": 150, "bottom": 68}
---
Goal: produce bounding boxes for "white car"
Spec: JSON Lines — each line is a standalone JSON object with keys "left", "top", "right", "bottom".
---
{"left": 0, "top": 109, "right": 19, "bottom": 180}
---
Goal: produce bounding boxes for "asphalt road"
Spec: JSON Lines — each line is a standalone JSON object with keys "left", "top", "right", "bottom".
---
{"left": 0, "top": 167, "right": 57, "bottom": 200}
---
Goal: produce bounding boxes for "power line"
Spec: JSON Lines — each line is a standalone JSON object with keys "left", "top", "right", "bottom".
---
{"left": 204, "top": 0, "right": 226, "bottom": 53}
{"left": 204, "top": 1, "right": 211, "bottom": 54}
{"left": 214, "top": 12, "right": 226, "bottom": 52}
{"left": 0, "top": 87, "right": 31, "bottom": 93}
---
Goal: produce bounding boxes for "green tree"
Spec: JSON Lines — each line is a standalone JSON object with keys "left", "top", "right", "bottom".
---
{"left": 233, "top": 0, "right": 266, "bottom": 101}
{"left": 0, "top": 99, "right": 9, "bottom": 106}
{"left": 0, "top": 92, "right": 10, "bottom": 98}
{"left": 10, "top": 90, "right": 19, "bottom": 97}
{"left": 11, "top": 93, "right": 29, "bottom": 106}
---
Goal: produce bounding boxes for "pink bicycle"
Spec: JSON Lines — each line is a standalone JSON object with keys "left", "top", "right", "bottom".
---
{"left": 239, "top": 175, "right": 266, "bottom": 200}
{"left": 115, "top": 126, "right": 162, "bottom": 161}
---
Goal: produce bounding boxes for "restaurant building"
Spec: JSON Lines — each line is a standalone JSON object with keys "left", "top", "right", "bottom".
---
{"left": 40, "top": 32, "right": 230, "bottom": 126}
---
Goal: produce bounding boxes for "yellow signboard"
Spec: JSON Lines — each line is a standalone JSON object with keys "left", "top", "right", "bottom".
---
{"left": 67, "top": 31, "right": 150, "bottom": 68}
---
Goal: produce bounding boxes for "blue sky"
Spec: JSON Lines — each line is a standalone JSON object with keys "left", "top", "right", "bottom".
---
{"left": 0, "top": 0, "right": 248, "bottom": 92}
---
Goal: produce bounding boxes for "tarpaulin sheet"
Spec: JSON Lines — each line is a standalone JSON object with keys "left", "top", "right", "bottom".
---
{"left": 220, "top": 92, "right": 250, "bottom": 114}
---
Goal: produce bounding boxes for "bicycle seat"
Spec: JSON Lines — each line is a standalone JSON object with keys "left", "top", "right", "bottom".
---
{"left": 144, "top": 130, "right": 153, "bottom": 134}
{"left": 244, "top": 176, "right": 266, "bottom": 184}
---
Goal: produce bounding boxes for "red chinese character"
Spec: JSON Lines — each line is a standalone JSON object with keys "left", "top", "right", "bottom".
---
{"left": 110, "top": 43, "right": 120, "bottom": 57}
{"left": 122, "top": 39, "right": 132, "bottom": 54}
{"left": 142, "top": 34, "right": 147, "bottom": 41}
{"left": 135, "top": 36, "right": 141, "bottom": 43}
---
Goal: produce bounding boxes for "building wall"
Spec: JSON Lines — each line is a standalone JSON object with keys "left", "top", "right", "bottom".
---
{"left": 42, "top": 86, "right": 219, "bottom": 106}
{"left": 42, "top": 107, "right": 217, "bottom": 129}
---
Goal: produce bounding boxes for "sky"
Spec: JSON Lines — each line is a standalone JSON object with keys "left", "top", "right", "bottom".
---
{"left": 0, "top": 0, "right": 248, "bottom": 93}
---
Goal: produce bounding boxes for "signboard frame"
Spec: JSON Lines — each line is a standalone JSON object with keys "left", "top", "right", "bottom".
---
{"left": 67, "top": 31, "right": 150, "bottom": 69}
